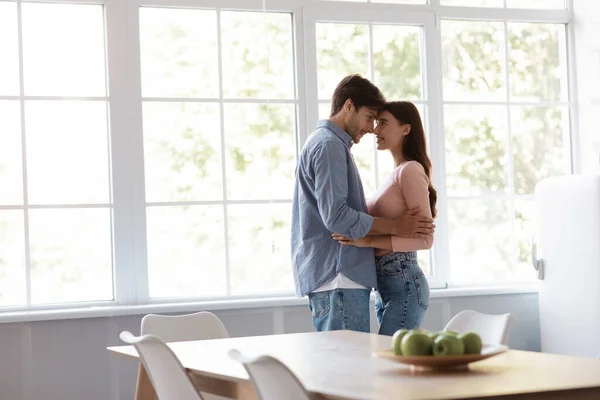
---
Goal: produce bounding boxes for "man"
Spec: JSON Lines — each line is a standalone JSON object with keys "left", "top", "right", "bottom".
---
{"left": 291, "top": 75, "right": 434, "bottom": 332}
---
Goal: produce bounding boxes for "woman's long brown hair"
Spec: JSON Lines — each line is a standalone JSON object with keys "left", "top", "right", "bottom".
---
{"left": 381, "top": 101, "right": 437, "bottom": 218}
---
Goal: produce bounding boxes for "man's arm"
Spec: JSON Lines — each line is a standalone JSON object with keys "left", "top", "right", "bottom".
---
{"left": 332, "top": 232, "right": 393, "bottom": 250}
{"left": 312, "top": 141, "right": 373, "bottom": 240}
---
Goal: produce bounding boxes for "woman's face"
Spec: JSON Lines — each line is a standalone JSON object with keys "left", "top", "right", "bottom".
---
{"left": 373, "top": 110, "right": 410, "bottom": 151}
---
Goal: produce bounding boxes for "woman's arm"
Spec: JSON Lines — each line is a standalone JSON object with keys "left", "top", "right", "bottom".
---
{"left": 367, "top": 235, "right": 393, "bottom": 250}
{"left": 390, "top": 162, "right": 434, "bottom": 252}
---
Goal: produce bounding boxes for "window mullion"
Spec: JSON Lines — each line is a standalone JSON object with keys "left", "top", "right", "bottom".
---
{"left": 503, "top": 20, "right": 519, "bottom": 276}
{"left": 293, "top": 8, "right": 308, "bottom": 157}
{"left": 302, "top": 6, "right": 319, "bottom": 142}
{"left": 216, "top": 9, "right": 232, "bottom": 297}
{"left": 105, "top": 0, "right": 149, "bottom": 305}
{"left": 16, "top": 0, "right": 32, "bottom": 308}
{"left": 424, "top": 15, "right": 450, "bottom": 288}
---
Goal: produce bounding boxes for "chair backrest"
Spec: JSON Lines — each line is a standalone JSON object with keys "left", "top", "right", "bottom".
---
{"left": 444, "top": 310, "right": 512, "bottom": 345}
{"left": 120, "top": 331, "right": 203, "bottom": 400}
{"left": 141, "top": 311, "right": 229, "bottom": 342}
{"left": 229, "top": 349, "right": 310, "bottom": 400}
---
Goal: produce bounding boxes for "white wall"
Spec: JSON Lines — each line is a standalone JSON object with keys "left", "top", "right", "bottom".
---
{"left": 0, "top": 293, "right": 540, "bottom": 400}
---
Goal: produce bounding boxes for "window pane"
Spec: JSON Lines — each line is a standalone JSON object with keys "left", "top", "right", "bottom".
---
{"left": 0, "top": 101, "right": 23, "bottom": 205}
{"left": 418, "top": 252, "right": 431, "bottom": 276}
{"left": 320, "top": 0, "right": 366, "bottom": 3}
{"left": 0, "top": 211, "right": 26, "bottom": 307}
{"left": 29, "top": 208, "right": 113, "bottom": 304}
{"left": 25, "top": 101, "right": 110, "bottom": 204}
{"left": 442, "top": 21, "right": 506, "bottom": 101}
{"left": 143, "top": 102, "right": 222, "bottom": 202}
{"left": 506, "top": 0, "right": 565, "bottom": 9}
{"left": 352, "top": 135, "right": 377, "bottom": 198}
{"left": 376, "top": 148, "right": 395, "bottom": 190}
{"left": 224, "top": 104, "right": 296, "bottom": 200}
{"left": 444, "top": 105, "right": 508, "bottom": 196}
{"left": 509, "top": 23, "right": 567, "bottom": 102}
{"left": 514, "top": 198, "right": 538, "bottom": 282}
{"left": 0, "top": 3, "right": 19, "bottom": 95}
{"left": 372, "top": 0, "right": 426, "bottom": 3}
{"left": 373, "top": 25, "right": 422, "bottom": 100}
{"left": 324, "top": 0, "right": 427, "bottom": 2}
{"left": 318, "top": 103, "right": 330, "bottom": 120}
{"left": 146, "top": 205, "right": 226, "bottom": 299}
{"left": 22, "top": 4, "right": 106, "bottom": 96}
{"left": 512, "top": 106, "right": 568, "bottom": 195}
{"left": 441, "top": 0, "right": 503, "bottom": 6}
{"left": 221, "top": 11, "right": 294, "bottom": 99}
{"left": 228, "top": 204, "right": 294, "bottom": 294}
{"left": 139, "top": 8, "right": 218, "bottom": 98}
{"left": 316, "top": 23, "right": 369, "bottom": 100}
{"left": 448, "top": 200, "right": 512, "bottom": 284}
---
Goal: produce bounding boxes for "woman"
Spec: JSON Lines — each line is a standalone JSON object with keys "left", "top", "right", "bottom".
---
{"left": 333, "top": 101, "right": 437, "bottom": 335}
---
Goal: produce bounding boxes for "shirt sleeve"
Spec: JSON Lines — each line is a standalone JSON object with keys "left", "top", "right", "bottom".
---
{"left": 311, "top": 141, "right": 374, "bottom": 240}
{"left": 391, "top": 161, "right": 434, "bottom": 252}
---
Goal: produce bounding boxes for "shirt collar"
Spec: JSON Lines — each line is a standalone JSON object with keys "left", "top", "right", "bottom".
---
{"left": 316, "top": 119, "right": 354, "bottom": 148}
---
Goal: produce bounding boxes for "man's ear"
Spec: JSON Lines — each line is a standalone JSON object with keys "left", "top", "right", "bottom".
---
{"left": 343, "top": 99, "right": 354, "bottom": 113}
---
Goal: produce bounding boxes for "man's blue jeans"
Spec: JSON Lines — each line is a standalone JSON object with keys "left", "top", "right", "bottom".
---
{"left": 308, "top": 288, "right": 371, "bottom": 332}
{"left": 375, "top": 251, "right": 430, "bottom": 336}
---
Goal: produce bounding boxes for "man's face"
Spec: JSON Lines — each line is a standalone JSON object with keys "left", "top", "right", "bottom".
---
{"left": 345, "top": 105, "right": 378, "bottom": 144}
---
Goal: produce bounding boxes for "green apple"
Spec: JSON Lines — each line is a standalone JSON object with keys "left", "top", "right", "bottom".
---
{"left": 443, "top": 330, "right": 459, "bottom": 336}
{"left": 428, "top": 332, "right": 440, "bottom": 342}
{"left": 458, "top": 331, "right": 483, "bottom": 354}
{"left": 433, "top": 334, "right": 465, "bottom": 356}
{"left": 392, "top": 329, "right": 409, "bottom": 355}
{"left": 401, "top": 331, "right": 433, "bottom": 356}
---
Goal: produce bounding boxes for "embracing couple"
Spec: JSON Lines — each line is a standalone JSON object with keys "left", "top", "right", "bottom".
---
{"left": 291, "top": 75, "right": 437, "bottom": 335}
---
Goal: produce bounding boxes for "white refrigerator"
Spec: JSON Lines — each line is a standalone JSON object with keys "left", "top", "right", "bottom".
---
{"left": 536, "top": 175, "right": 600, "bottom": 358}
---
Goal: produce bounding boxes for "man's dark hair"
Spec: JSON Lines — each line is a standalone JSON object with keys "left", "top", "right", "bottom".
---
{"left": 330, "top": 74, "right": 386, "bottom": 117}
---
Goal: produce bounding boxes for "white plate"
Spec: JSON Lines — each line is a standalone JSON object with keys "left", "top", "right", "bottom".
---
{"left": 373, "top": 344, "right": 509, "bottom": 371}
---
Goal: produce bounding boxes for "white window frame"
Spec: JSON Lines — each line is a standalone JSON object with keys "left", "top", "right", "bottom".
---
{"left": 0, "top": 0, "right": 575, "bottom": 315}
{"left": 433, "top": 1, "right": 574, "bottom": 286}
{"left": 0, "top": 0, "right": 116, "bottom": 313}
{"left": 105, "top": 0, "right": 308, "bottom": 307}
{"left": 303, "top": 0, "right": 573, "bottom": 290}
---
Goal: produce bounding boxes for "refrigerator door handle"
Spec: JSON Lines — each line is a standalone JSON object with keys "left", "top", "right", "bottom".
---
{"left": 531, "top": 236, "right": 544, "bottom": 280}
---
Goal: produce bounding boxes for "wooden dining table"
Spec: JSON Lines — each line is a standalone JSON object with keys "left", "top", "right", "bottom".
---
{"left": 108, "top": 330, "right": 600, "bottom": 400}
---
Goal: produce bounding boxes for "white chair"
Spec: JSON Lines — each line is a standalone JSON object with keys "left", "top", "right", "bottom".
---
{"left": 139, "top": 311, "right": 230, "bottom": 400}
{"left": 120, "top": 331, "right": 203, "bottom": 400}
{"left": 229, "top": 349, "right": 310, "bottom": 400}
{"left": 141, "top": 311, "right": 229, "bottom": 342}
{"left": 444, "top": 310, "right": 512, "bottom": 345}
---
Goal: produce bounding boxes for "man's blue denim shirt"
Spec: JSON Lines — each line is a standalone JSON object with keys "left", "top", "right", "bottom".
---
{"left": 291, "top": 120, "right": 377, "bottom": 296}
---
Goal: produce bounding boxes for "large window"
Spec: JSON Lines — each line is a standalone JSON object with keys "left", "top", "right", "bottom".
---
{"left": 138, "top": 8, "right": 297, "bottom": 299}
{"left": 441, "top": 20, "right": 570, "bottom": 285}
{"left": 0, "top": 3, "right": 112, "bottom": 307}
{"left": 0, "top": 0, "right": 574, "bottom": 312}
